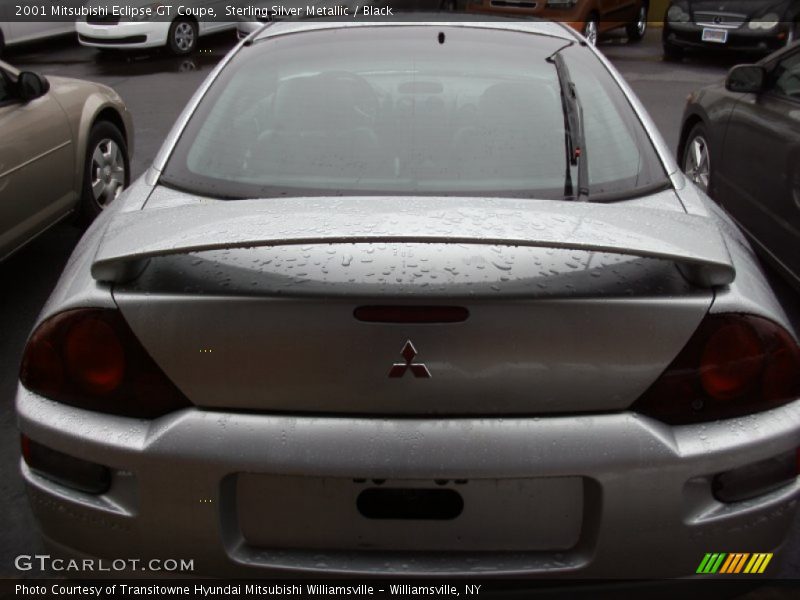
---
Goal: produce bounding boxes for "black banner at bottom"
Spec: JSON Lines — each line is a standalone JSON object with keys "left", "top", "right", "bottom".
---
{"left": 3, "top": 579, "right": 800, "bottom": 600}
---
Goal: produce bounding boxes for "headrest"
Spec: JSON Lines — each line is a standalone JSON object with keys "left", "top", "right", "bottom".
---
{"left": 478, "top": 81, "right": 558, "bottom": 129}
{"left": 272, "top": 73, "right": 364, "bottom": 132}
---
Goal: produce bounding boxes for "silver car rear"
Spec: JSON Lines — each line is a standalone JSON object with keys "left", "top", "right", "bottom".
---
{"left": 15, "top": 20, "right": 800, "bottom": 578}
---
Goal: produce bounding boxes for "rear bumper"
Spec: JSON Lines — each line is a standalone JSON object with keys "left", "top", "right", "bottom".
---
{"left": 16, "top": 388, "right": 800, "bottom": 577}
{"left": 663, "top": 23, "right": 792, "bottom": 54}
{"left": 75, "top": 21, "right": 169, "bottom": 49}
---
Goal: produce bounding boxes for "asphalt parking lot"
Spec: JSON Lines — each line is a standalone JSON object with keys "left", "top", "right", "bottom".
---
{"left": 1, "top": 25, "right": 799, "bottom": 578}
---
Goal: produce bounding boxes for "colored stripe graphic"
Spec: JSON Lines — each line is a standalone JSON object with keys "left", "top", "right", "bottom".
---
{"left": 719, "top": 554, "right": 736, "bottom": 574}
{"left": 733, "top": 553, "right": 750, "bottom": 573}
{"left": 758, "top": 554, "right": 773, "bottom": 573}
{"left": 698, "top": 553, "right": 773, "bottom": 575}
{"left": 744, "top": 554, "right": 773, "bottom": 574}
{"left": 720, "top": 553, "right": 742, "bottom": 574}
{"left": 697, "top": 554, "right": 713, "bottom": 574}
{"left": 745, "top": 554, "right": 760, "bottom": 574}
{"left": 697, "top": 553, "right": 727, "bottom": 574}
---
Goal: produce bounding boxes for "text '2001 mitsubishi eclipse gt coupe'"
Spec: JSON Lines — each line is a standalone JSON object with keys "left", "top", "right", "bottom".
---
{"left": 16, "top": 19, "right": 800, "bottom": 577}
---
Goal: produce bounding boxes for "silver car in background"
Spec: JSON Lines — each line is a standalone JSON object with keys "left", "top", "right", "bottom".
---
{"left": 16, "top": 19, "right": 800, "bottom": 577}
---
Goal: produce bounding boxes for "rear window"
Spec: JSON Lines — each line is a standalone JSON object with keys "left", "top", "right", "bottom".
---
{"left": 161, "top": 25, "right": 667, "bottom": 200}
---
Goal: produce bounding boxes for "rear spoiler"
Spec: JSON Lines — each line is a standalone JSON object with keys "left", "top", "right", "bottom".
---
{"left": 91, "top": 197, "right": 735, "bottom": 287}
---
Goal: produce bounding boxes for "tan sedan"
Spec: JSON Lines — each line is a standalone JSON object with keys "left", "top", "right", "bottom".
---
{"left": 0, "top": 60, "right": 132, "bottom": 261}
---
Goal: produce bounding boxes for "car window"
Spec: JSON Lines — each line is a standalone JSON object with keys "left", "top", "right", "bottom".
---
{"left": 770, "top": 51, "right": 800, "bottom": 100}
{"left": 162, "top": 26, "right": 667, "bottom": 201}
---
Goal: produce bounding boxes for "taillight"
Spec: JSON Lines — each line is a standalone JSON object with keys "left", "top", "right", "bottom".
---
{"left": 632, "top": 314, "right": 800, "bottom": 424}
{"left": 20, "top": 308, "right": 191, "bottom": 418}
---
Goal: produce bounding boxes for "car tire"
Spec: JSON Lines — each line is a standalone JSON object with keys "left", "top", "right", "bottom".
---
{"left": 79, "top": 121, "right": 129, "bottom": 226}
{"left": 681, "top": 123, "right": 713, "bottom": 194}
{"left": 663, "top": 41, "right": 684, "bottom": 61}
{"left": 583, "top": 13, "right": 599, "bottom": 46}
{"left": 626, "top": 4, "right": 648, "bottom": 43}
{"left": 167, "top": 18, "right": 198, "bottom": 55}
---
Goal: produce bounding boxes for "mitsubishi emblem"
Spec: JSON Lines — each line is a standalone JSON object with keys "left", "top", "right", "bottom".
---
{"left": 388, "top": 341, "right": 431, "bottom": 378}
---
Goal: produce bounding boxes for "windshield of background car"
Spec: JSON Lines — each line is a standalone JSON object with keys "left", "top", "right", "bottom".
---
{"left": 161, "top": 26, "right": 668, "bottom": 200}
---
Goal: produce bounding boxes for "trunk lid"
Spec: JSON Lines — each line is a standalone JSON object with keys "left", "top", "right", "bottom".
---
{"left": 106, "top": 192, "right": 723, "bottom": 415}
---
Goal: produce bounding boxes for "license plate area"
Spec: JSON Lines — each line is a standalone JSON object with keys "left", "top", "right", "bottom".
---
{"left": 357, "top": 488, "right": 464, "bottom": 520}
{"left": 235, "top": 474, "right": 584, "bottom": 551}
{"left": 702, "top": 28, "right": 728, "bottom": 43}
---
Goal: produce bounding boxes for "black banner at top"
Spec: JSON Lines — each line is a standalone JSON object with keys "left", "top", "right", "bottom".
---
{"left": 1, "top": 0, "right": 658, "bottom": 24}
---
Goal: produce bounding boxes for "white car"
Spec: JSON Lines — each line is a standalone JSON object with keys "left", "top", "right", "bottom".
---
{"left": 0, "top": 21, "right": 76, "bottom": 55}
{"left": 76, "top": 1, "right": 234, "bottom": 55}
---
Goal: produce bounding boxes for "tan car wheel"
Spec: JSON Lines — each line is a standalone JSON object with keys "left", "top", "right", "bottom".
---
{"left": 80, "top": 121, "right": 129, "bottom": 225}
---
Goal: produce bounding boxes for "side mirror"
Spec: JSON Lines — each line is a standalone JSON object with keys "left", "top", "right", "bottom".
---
{"left": 17, "top": 71, "right": 50, "bottom": 102}
{"left": 725, "top": 64, "right": 766, "bottom": 94}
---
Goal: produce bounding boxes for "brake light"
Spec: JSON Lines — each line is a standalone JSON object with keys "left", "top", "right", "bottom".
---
{"left": 700, "top": 319, "right": 764, "bottom": 400}
{"left": 64, "top": 316, "right": 125, "bottom": 394}
{"left": 632, "top": 314, "right": 800, "bottom": 424}
{"left": 20, "top": 309, "right": 191, "bottom": 418}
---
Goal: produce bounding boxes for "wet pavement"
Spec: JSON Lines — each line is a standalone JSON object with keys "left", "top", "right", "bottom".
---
{"left": 0, "top": 26, "right": 799, "bottom": 578}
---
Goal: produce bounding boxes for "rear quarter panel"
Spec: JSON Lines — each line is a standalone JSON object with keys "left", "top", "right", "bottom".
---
{"left": 676, "top": 178, "right": 798, "bottom": 341}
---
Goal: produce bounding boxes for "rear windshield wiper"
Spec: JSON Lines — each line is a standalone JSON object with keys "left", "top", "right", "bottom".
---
{"left": 547, "top": 45, "right": 589, "bottom": 201}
